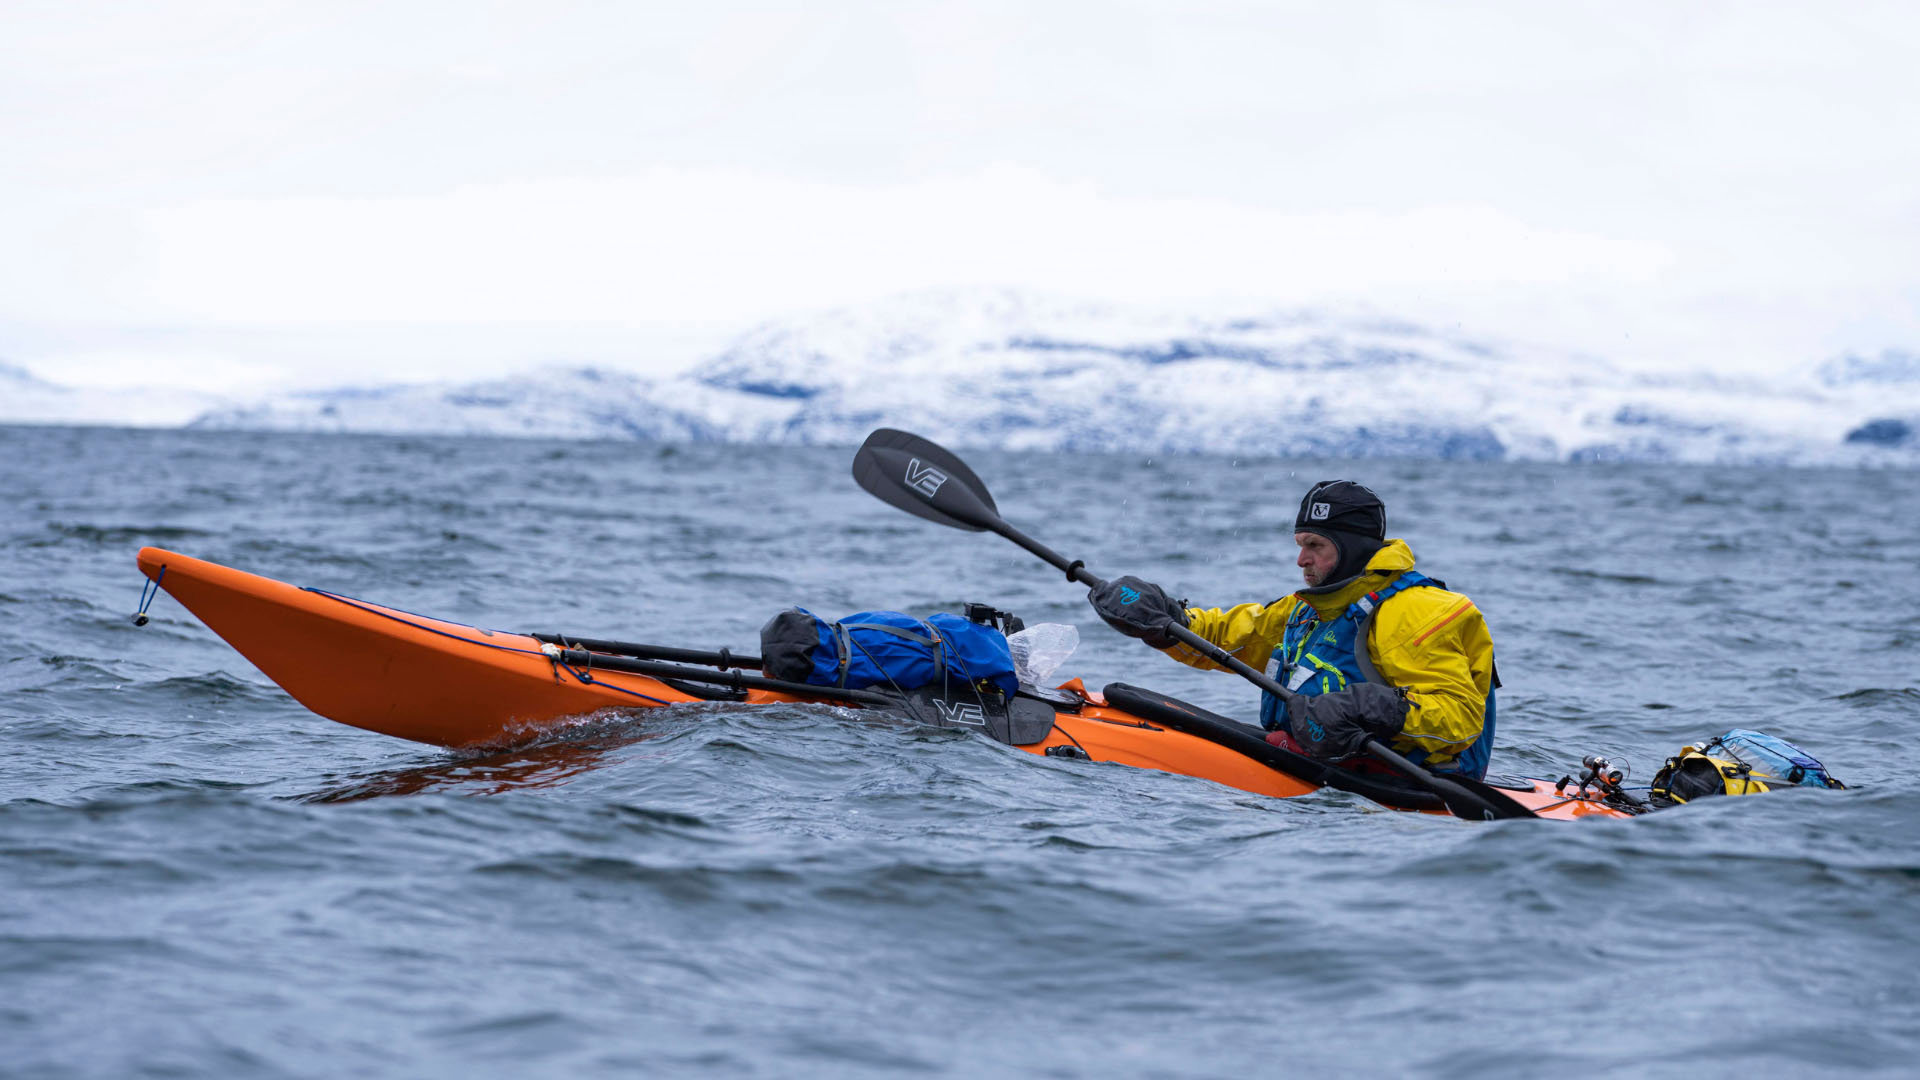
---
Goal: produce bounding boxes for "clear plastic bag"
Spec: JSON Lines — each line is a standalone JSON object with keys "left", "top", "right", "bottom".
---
{"left": 1007, "top": 623, "right": 1079, "bottom": 686}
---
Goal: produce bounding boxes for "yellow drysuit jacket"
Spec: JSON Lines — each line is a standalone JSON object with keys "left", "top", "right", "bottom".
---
{"left": 1165, "top": 539, "right": 1494, "bottom": 768}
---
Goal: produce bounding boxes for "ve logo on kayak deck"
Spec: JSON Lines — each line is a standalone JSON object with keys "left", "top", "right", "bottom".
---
{"left": 905, "top": 458, "right": 950, "bottom": 499}
{"left": 936, "top": 700, "right": 988, "bottom": 727}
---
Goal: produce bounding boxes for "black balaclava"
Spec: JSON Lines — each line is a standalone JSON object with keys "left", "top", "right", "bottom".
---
{"left": 1295, "top": 479, "right": 1387, "bottom": 588}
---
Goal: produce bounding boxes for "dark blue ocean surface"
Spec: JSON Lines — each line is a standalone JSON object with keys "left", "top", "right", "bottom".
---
{"left": 3, "top": 425, "right": 1918, "bottom": 1078}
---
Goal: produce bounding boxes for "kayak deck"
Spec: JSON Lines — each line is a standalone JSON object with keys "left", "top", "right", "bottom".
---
{"left": 136, "top": 547, "right": 1631, "bottom": 819}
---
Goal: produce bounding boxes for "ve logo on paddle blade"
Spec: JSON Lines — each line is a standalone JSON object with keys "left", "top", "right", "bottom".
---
{"left": 936, "top": 700, "right": 987, "bottom": 726}
{"left": 1118, "top": 586, "right": 1140, "bottom": 605}
{"left": 905, "top": 458, "right": 949, "bottom": 499}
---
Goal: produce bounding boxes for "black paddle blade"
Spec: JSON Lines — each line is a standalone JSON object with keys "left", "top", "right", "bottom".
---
{"left": 852, "top": 428, "right": 1002, "bottom": 533}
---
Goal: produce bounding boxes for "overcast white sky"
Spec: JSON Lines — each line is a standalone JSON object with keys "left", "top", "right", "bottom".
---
{"left": 3, "top": 0, "right": 1916, "bottom": 392}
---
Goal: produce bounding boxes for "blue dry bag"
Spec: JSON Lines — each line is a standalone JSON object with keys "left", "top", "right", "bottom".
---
{"left": 759, "top": 608, "right": 1019, "bottom": 699}
{"left": 1711, "top": 729, "right": 1845, "bottom": 789}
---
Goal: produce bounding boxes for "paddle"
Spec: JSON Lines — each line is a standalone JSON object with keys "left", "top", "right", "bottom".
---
{"left": 537, "top": 645, "right": 885, "bottom": 705}
{"left": 531, "top": 633, "right": 764, "bottom": 671}
{"left": 852, "top": 427, "right": 1536, "bottom": 821}
{"left": 535, "top": 632, "right": 1054, "bottom": 745}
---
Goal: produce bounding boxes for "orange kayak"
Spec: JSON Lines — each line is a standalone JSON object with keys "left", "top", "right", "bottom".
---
{"left": 134, "top": 547, "right": 1632, "bottom": 820}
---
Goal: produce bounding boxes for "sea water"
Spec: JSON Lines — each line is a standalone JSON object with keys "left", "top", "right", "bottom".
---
{"left": 3, "top": 425, "right": 1917, "bottom": 1077}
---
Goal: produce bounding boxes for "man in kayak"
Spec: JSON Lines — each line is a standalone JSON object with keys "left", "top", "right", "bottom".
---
{"left": 1087, "top": 480, "right": 1497, "bottom": 778}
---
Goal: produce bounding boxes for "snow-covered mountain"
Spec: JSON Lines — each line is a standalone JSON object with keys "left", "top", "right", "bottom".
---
{"left": 186, "top": 291, "right": 1920, "bottom": 464}
{"left": 0, "top": 362, "right": 221, "bottom": 427}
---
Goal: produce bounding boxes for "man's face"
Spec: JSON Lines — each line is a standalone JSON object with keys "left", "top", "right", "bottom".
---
{"left": 1295, "top": 531, "right": 1340, "bottom": 586}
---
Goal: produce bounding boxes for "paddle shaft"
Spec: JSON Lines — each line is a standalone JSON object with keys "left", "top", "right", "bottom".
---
{"left": 533, "top": 633, "right": 764, "bottom": 671}
{"left": 993, "top": 521, "right": 1328, "bottom": 710}
{"left": 552, "top": 648, "right": 890, "bottom": 706}
{"left": 989, "top": 521, "right": 1107, "bottom": 589}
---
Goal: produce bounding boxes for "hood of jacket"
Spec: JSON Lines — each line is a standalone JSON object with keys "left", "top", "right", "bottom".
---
{"left": 1295, "top": 538, "right": 1416, "bottom": 617}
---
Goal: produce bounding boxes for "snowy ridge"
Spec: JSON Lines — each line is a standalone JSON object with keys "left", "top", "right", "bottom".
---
{"left": 106, "top": 292, "right": 1920, "bottom": 462}
{"left": 0, "top": 362, "right": 222, "bottom": 427}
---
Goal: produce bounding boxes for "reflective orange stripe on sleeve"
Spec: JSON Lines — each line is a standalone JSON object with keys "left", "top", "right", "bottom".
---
{"left": 1411, "top": 599, "right": 1475, "bottom": 646}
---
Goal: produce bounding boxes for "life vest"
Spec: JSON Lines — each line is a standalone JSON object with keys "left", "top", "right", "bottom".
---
{"left": 1258, "top": 571, "right": 1496, "bottom": 778}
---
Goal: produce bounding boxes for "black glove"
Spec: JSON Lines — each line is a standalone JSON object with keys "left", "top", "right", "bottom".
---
{"left": 1286, "top": 683, "right": 1409, "bottom": 761}
{"left": 1087, "top": 575, "right": 1188, "bottom": 649}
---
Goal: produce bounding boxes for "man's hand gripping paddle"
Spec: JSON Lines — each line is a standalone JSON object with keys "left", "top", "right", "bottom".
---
{"left": 852, "top": 427, "right": 1537, "bottom": 822}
